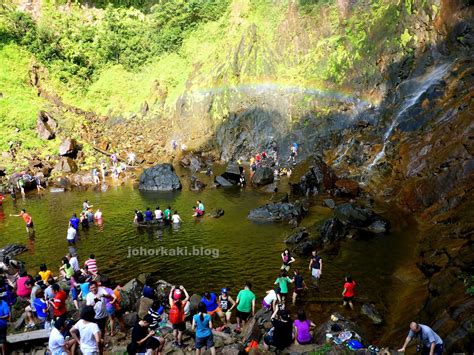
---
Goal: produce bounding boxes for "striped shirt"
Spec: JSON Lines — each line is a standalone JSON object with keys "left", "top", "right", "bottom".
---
{"left": 84, "top": 258, "right": 98, "bottom": 275}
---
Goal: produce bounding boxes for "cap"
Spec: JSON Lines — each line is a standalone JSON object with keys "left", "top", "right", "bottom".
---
{"left": 221, "top": 288, "right": 228, "bottom": 294}
{"left": 173, "top": 289, "right": 182, "bottom": 300}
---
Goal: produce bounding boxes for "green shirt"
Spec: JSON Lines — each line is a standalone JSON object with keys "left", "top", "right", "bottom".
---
{"left": 236, "top": 289, "right": 256, "bottom": 313}
{"left": 164, "top": 209, "right": 171, "bottom": 219}
{"left": 275, "top": 277, "right": 292, "bottom": 294}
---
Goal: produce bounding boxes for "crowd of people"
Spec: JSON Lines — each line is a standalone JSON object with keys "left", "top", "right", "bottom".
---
{"left": 133, "top": 201, "right": 206, "bottom": 226}
{"left": 0, "top": 144, "right": 446, "bottom": 354}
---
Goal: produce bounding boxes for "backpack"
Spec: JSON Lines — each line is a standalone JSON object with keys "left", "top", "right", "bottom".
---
{"left": 119, "top": 289, "right": 130, "bottom": 309}
{"left": 169, "top": 301, "right": 185, "bottom": 324}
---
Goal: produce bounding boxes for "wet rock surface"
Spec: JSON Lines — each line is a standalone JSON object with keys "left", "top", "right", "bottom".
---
{"left": 248, "top": 201, "right": 307, "bottom": 222}
{"left": 252, "top": 166, "right": 274, "bottom": 186}
{"left": 290, "top": 158, "right": 338, "bottom": 196}
{"left": 138, "top": 164, "right": 182, "bottom": 191}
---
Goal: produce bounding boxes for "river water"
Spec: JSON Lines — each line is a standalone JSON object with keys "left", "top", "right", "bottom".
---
{"left": 0, "top": 168, "right": 417, "bottom": 345}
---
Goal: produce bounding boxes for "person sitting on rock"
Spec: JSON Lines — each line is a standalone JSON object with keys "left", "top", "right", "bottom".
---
{"left": 263, "top": 308, "right": 293, "bottom": 351}
{"left": 294, "top": 309, "right": 315, "bottom": 345}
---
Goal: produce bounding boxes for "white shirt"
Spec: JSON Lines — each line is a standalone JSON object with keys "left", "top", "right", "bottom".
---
{"left": 69, "top": 256, "right": 80, "bottom": 272}
{"left": 71, "top": 320, "right": 100, "bottom": 353}
{"left": 86, "top": 288, "right": 108, "bottom": 319}
{"left": 66, "top": 227, "right": 76, "bottom": 241}
{"left": 49, "top": 327, "right": 65, "bottom": 355}
{"left": 172, "top": 214, "right": 181, "bottom": 224}
{"left": 94, "top": 211, "right": 102, "bottom": 219}
{"left": 155, "top": 209, "right": 163, "bottom": 219}
{"left": 264, "top": 290, "right": 277, "bottom": 305}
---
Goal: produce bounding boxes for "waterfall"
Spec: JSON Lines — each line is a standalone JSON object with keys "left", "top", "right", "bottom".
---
{"left": 366, "top": 63, "right": 451, "bottom": 172}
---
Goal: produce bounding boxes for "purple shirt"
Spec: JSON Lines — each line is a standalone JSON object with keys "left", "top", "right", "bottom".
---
{"left": 294, "top": 319, "right": 312, "bottom": 344}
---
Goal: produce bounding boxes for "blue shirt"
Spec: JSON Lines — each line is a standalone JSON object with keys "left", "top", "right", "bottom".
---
{"left": 0, "top": 300, "right": 9, "bottom": 328}
{"left": 409, "top": 324, "right": 443, "bottom": 346}
{"left": 193, "top": 313, "right": 211, "bottom": 338}
{"left": 143, "top": 285, "right": 155, "bottom": 299}
{"left": 69, "top": 217, "right": 80, "bottom": 230}
{"left": 80, "top": 282, "right": 90, "bottom": 298}
{"left": 198, "top": 203, "right": 205, "bottom": 212}
{"left": 144, "top": 210, "right": 153, "bottom": 221}
{"left": 201, "top": 293, "right": 218, "bottom": 312}
{"left": 33, "top": 298, "right": 48, "bottom": 318}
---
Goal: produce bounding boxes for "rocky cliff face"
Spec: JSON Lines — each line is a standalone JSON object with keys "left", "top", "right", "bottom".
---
{"left": 2, "top": 0, "right": 473, "bottom": 350}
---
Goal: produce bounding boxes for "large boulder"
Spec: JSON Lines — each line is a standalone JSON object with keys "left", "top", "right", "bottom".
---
{"left": 220, "top": 161, "right": 242, "bottom": 184}
{"left": 252, "top": 167, "right": 274, "bottom": 186}
{"left": 285, "top": 228, "right": 309, "bottom": 244}
{"left": 290, "top": 158, "right": 337, "bottom": 195}
{"left": 190, "top": 176, "right": 206, "bottom": 191}
{"left": 58, "top": 138, "right": 77, "bottom": 157}
{"left": 138, "top": 164, "right": 182, "bottom": 191}
{"left": 36, "top": 111, "right": 57, "bottom": 140}
{"left": 208, "top": 208, "right": 225, "bottom": 218}
{"left": 54, "top": 158, "right": 78, "bottom": 173}
{"left": 215, "top": 175, "right": 234, "bottom": 187}
{"left": 334, "top": 203, "right": 375, "bottom": 227}
{"left": 320, "top": 218, "right": 347, "bottom": 244}
{"left": 248, "top": 201, "right": 307, "bottom": 222}
{"left": 334, "top": 179, "right": 360, "bottom": 197}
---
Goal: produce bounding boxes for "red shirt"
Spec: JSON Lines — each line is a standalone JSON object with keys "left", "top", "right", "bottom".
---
{"left": 343, "top": 281, "right": 356, "bottom": 297}
{"left": 52, "top": 290, "right": 67, "bottom": 316}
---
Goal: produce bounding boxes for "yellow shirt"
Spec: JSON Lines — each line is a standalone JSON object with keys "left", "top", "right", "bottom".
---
{"left": 39, "top": 270, "right": 53, "bottom": 283}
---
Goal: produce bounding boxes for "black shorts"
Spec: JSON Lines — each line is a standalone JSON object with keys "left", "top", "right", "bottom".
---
{"left": 26, "top": 222, "right": 34, "bottom": 228}
{"left": 172, "top": 322, "right": 186, "bottom": 331}
{"left": 294, "top": 288, "right": 304, "bottom": 295}
{"left": 0, "top": 327, "right": 6, "bottom": 344}
{"left": 146, "top": 336, "right": 161, "bottom": 350}
{"left": 236, "top": 309, "right": 251, "bottom": 321}
{"left": 343, "top": 296, "right": 354, "bottom": 302}
{"left": 95, "top": 317, "right": 107, "bottom": 332}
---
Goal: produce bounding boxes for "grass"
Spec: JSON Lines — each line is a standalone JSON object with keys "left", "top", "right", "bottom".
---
{"left": 0, "top": 43, "right": 59, "bottom": 172}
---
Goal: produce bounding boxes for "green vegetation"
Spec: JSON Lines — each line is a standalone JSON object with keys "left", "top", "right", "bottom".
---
{"left": 0, "top": 43, "right": 58, "bottom": 171}
{"left": 0, "top": 0, "right": 438, "bottom": 163}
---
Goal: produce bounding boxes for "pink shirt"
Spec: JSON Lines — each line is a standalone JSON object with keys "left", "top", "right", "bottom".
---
{"left": 17, "top": 276, "right": 31, "bottom": 298}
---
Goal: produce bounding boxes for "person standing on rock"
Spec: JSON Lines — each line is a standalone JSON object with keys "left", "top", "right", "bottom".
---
{"left": 127, "top": 152, "right": 136, "bottom": 166}
{"left": 235, "top": 281, "right": 256, "bottom": 333}
{"left": 100, "top": 161, "right": 107, "bottom": 181}
{"left": 398, "top": 322, "right": 444, "bottom": 355}
{"left": 70, "top": 306, "right": 101, "bottom": 355}
{"left": 92, "top": 168, "right": 100, "bottom": 185}
{"left": 192, "top": 302, "right": 216, "bottom": 355}
{"left": 309, "top": 250, "right": 323, "bottom": 289}
{"left": 86, "top": 281, "right": 116, "bottom": 344}
{"left": 218, "top": 288, "right": 235, "bottom": 330}
{"left": 10, "top": 209, "right": 34, "bottom": 235}
{"left": 168, "top": 285, "right": 189, "bottom": 348}
{"left": 0, "top": 291, "right": 10, "bottom": 355}
{"left": 341, "top": 275, "right": 356, "bottom": 310}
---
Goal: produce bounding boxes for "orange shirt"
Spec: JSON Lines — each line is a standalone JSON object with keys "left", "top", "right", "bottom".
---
{"left": 21, "top": 212, "right": 32, "bottom": 224}
{"left": 113, "top": 289, "right": 121, "bottom": 310}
